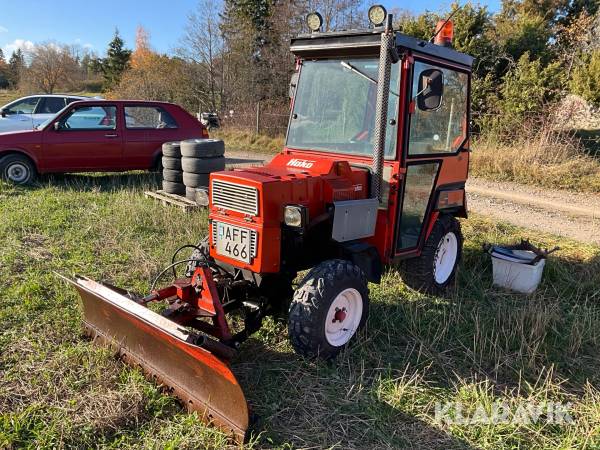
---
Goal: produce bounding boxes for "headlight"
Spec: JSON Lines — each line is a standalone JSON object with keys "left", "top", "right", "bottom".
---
{"left": 284, "top": 205, "right": 307, "bottom": 228}
{"left": 368, "top": 5, "right": 387, "bottom": 27}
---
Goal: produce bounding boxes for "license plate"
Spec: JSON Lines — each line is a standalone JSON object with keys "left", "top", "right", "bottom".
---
{"left": 215, "top": 223, "right": 252, "bottom": 263}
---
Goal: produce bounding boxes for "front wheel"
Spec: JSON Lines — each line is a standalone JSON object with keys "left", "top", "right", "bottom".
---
{"left": 403, "top": 215, "right": 463, "bottom": 295}
{"left": 0, "top": 154, "right": 37, "bottom": 185}
{"left": 288, "top": 259, "right": 369, "bottom": 359}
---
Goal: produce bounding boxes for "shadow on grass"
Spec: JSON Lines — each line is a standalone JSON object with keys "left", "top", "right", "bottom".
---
{"left": 38, "top": 171, "right": 162, "bottom": 192}
{"left": 229, "top": 245, "right": 600, "bottom": 448}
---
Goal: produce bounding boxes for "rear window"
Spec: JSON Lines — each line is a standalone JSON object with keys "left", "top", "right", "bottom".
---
{"left": 124, "top": 106, "right": 178, "bottom": 129}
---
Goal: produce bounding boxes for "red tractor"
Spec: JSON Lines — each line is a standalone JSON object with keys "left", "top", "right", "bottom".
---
{"left": 65, "top": 7, "right": 472, "bottom": 442}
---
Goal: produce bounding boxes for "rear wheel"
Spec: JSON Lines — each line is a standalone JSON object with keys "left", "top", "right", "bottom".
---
{"left": 0, "top": 154, "right": 36, "bottom": 185}
{"left": 288, "top": 259, "right": 369, "bottom": 359}
{"left": 403, "top": 215, "right": 463, "bottom": 295}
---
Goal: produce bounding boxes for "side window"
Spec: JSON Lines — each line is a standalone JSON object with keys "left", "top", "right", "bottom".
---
{"left": 66, "top": 97, "right": 82, "bottom": 104}
{"left": 4, "top": 97, "right": 40, "bottom": 115}
{"left": 36, "top": 97, "right": 67, "bottom": 114}
{"left": 409, "top": 62, "right": 468, "bottom": 156}
{"left": 124, "top": 106, "right": 178, "bottom": 129}
{"left": 60, "top": 106, "right": 117, "bottom": 130}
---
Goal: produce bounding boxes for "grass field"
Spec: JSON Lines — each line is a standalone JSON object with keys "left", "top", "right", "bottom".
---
{"left": 1, "top": 173, "right": 600, "bottom": 449}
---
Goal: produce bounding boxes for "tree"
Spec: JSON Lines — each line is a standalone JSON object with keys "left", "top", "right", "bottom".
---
{"left": 21, "top": 43, "right": 80, "bottom": 93}
{"left": 0, "top": 49, "right": 8, "bottom": 89}
{"left": 8, "top": 49, "right": 25, "bottom": 88}
{"left": 570, "top": 49, "right": 600, "bottom": 106}
{"left": 96, "top": 30, "right": 132, "bottom": 91}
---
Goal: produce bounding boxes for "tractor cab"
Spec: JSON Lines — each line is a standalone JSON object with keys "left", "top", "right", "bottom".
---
{"left": 67, "top": 8, "right": 474, "bottom": 443}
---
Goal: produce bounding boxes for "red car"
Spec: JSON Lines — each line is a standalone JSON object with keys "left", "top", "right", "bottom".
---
{"left": 0, "top": 100, "right": 208, "bottom": 184}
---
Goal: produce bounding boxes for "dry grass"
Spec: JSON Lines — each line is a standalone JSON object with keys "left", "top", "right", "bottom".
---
{"left": 1, "top": 172, "right": 600, "bottom": 448}
{"left": 213, "top": 128, "right": 285, "bottom": 155}
{"left": 471, "top": 119, "right": 600, "bottom": 192}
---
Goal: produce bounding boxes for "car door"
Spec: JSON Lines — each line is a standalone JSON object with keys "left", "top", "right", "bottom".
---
{"left": 0, "top": 96, "right": 40, "bottom": 132}
{"left": 123, "top": 105, "right": 181, "bottom": 169}
{"left": 42, "top": 103, "right": 124, "bottom": 172}
{"left": 395, "top": 59, "right": 470, "bottom": 254}
{"left": 33, "top": 97, "right": 67, "bottom": 128}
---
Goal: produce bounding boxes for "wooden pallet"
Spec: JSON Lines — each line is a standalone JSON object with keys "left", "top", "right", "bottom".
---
{"left": 144, "top": 190, "right": 202, "bottom": 212}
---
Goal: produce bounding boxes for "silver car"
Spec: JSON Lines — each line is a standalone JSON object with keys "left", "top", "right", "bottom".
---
{"left": 0, "top": 94, "right": 96, "bottom": 133}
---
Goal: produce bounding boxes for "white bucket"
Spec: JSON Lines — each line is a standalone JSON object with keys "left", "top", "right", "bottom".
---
{"left": 491, "top": 254, "right": 546, "bottom": 294}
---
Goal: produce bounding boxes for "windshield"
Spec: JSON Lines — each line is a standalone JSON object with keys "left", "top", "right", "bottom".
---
{"left": 286, "top": 58, "right": 400, "bottom": 158}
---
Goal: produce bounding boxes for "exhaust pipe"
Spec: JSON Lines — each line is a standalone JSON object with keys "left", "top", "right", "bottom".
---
{"left": 371, "top": 14, "right": 395, "bottom": 202}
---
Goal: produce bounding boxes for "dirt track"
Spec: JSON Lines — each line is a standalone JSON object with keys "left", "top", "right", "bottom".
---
{"left": 226, "top": 151, "right": 600, "bottom": 245}
{"left": 467, "top": 178, "right": 600, "bottom": 245}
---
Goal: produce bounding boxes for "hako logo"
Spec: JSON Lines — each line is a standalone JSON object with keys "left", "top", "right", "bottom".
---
{"left": 287, "top": 158, "right": 315, "bottom": 169}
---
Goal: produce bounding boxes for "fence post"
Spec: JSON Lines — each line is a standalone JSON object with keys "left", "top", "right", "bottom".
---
{"left": 255, "top": 101, "right": 261, "bottom": 134}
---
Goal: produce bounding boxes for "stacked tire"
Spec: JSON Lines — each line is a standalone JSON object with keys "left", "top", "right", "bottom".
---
{"left": 181, "top": 139, "right": 226, "bottom": 202}
{"left": 161, "top": 141, "right": 185, "bottom": 195}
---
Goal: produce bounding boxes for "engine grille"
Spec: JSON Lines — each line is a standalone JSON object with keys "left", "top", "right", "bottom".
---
{"left": 211, "top": 179, "right": 259, "bottom": 216}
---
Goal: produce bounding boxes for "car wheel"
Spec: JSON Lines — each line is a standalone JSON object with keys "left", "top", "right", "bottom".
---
{"left": 183, "top": 172, "right": 210, "bottom": 188}
{"left": 0, "top": 154, "right": 37, "bottom": 185}
{"left": 162, "top": 180, "right": 186, "bottom": 195}
{"left": 162, "top": 156, "right": 182, "bottom": 171}
{"left": 162, "top": 141, "right": 181, "bottom": 157}
{"left": 288, "top": 259, "right": 369, "bottom": 360}
{"left": 163, "top": 168, "right": 183, "bottom": 183}
{"left": 180, "top": 139, "right": 225, "bottom": 158}
{"left": 181, "top": 156, "right": 225, "bottom": 174}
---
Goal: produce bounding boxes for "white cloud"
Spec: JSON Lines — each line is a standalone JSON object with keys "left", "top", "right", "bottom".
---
{"left": 0, "top": 26, "right": 8, "bottom": 33}
{"left": 2, "top": 38, "right": 35, "bottom": 56}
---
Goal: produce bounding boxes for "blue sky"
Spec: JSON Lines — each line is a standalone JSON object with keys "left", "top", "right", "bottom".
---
{"left": 0, "top": 0, "right": 502, "bottom": 58}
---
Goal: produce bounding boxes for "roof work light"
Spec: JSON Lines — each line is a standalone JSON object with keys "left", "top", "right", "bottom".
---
{"left": 306, "top": 12, "right": 323, "bottom": 32}
{"left": 368, "top": 5, "right": 387, "bottom": 27}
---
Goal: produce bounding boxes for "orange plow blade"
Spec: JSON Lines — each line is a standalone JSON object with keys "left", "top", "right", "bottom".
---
{"left": 61, "top": 275, "right": 249, "bottom": 442}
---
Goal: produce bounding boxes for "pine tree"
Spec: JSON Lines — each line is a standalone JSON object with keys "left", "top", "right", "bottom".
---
{"left": 8, "top": 49, "right": 24, "bottom": 88}
{"left": 99, "top": 29, "right": 132, "bottom": 91}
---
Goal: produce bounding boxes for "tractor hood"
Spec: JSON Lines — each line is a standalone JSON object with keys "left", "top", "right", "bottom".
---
{"left": 210, "top": 152, "right": 369, "bottom": 228}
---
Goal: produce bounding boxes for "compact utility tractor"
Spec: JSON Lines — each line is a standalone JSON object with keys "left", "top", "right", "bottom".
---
{"left": 64, "top": 6, "right": 473, "bottom": 442}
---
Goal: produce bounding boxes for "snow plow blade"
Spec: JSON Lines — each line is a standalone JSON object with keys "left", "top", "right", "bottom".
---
{"left": 61, "top": 275, "right": 249, "bottom": 442}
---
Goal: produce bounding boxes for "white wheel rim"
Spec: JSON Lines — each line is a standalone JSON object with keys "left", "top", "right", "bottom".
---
{"left": 434, "top": 231, "right": 458, "bottom": 284}
{"left": 325, "top": 288, "right": 363, "bottom": 347}
{"left": 7, "top": 162, "right": 28, "bottom": 183}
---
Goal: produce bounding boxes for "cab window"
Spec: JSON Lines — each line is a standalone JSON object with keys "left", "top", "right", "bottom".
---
{"left": 408, "top": 61, "right": 468, "bottom": 156}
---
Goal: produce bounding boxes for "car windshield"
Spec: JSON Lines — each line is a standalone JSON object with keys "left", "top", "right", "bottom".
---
{"left": 286, "top": 58, "right": 400, "bottom": 158}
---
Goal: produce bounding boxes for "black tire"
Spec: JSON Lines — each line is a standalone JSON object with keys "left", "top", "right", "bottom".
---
{"left": 162, "top": 180, "right": 186, "bottom": 195}
{"left": 183, "top": 172, "right": 210, "bottom": 188}
{"left": 288, "top": 259, "right": 369, "bottom": 360}
{"left": 181, "top": 139, "right": 225, "bottom": 158}
{"left": 185, "top": 236, "right": 211, "bottom": 277}
{"left": 162, "top": 141, "right": 181, "bottom": 157}
{"left": 181, "top": 156, "right": 225, "bottom": 174}
{"left": 163, "top": 168, "right": 183, "bottom": 183}
{"left": 402, "top": 215, "right": 463, "bottom": 295}
{"left": 0, "top": 153, "right": 37, "bottom": 185}
{"left": 162, "top": 156, "right": 182, "bottom": 170}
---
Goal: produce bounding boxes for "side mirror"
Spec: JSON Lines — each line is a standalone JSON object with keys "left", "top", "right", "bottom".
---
{"left": 53, "top": 122, "right": 62, "bottom": 131}
{"left": 0, "top": 109, "right": 6, "bottom": 118}
{"left": 416, "top": 68, "right": 443, "bottom": 111}
{"left": 289, "top": 72, "right": 299, "bottom": 99}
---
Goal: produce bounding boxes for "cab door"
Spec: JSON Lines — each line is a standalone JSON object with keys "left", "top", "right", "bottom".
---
{"left": 395, "top": 59, "right": 470, "bottom": 254}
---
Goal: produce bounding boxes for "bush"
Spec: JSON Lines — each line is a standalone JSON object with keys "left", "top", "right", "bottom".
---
{"left": 570, "top": 50, "right": 600, "bottom": 107}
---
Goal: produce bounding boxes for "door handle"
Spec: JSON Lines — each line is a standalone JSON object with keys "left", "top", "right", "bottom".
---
{"left": 105, "top": 134, "right": 118, "bottom": 138}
